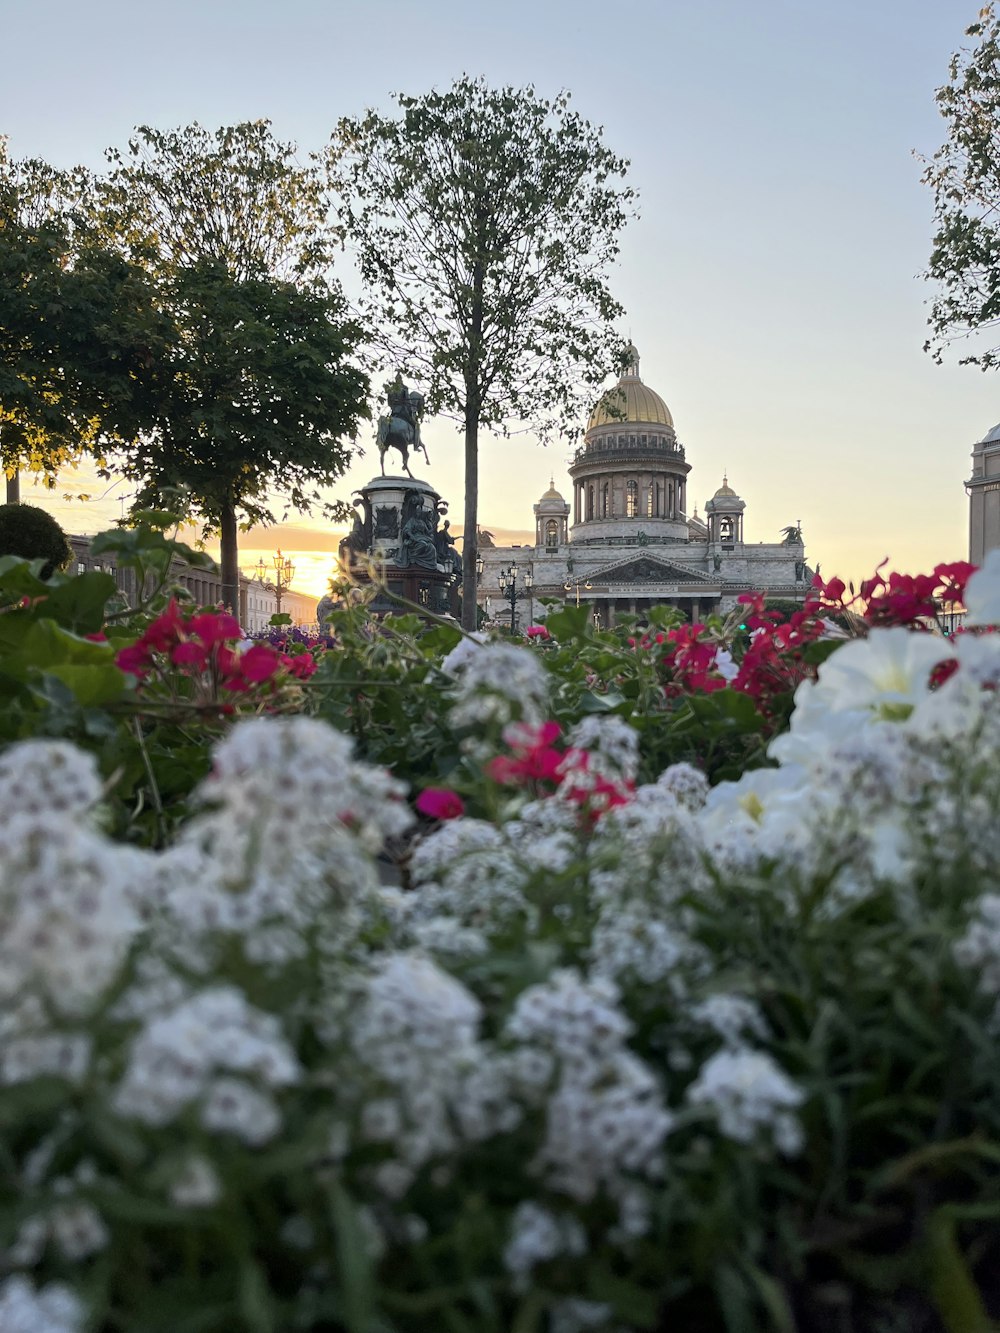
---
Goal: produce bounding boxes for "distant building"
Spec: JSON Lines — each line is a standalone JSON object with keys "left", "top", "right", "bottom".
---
{"left": 68, "top": 536, "right": 316, "bottom": 631}
{"left": 477, "top": 345, "right": 811, "bottom": 629}
{"left": 968, "top": 421, "right": 1000, "bottom": 565}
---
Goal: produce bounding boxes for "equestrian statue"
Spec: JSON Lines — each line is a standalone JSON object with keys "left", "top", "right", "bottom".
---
{"left": 376, "top": 376, "right": 428, "bottom": 477}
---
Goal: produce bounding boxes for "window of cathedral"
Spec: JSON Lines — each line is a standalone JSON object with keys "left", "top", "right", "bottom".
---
{"left": 546, "top": 519, "right": 558, "bottom": 549}
{"left": 626, "top": 480, "right": 638, "bottom": 518}
{"left": 648, "top": 481, "right": 655, "bottom": 516}
{"left": 602, "top": 483, "right": 610, "bottom": 517}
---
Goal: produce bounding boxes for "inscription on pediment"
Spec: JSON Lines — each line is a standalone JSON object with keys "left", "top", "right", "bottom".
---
{"left": 597, "top": 557, "right": 711, "bottom": 584}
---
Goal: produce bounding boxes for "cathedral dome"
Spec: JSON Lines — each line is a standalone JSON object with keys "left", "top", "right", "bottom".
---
{"left": 981, "top": 422, "right": 1000, "bottom": 444}
{"left": 712, "top": 477, "right": 738, "bottom": 499}
{"left": 537, "top": 479, "right": 567, "bottom": 507}
{"left": 587, "top": 344, "right": 674, "bottom": 430}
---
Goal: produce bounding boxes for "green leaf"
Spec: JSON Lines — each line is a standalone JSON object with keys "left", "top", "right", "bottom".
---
{"left": 328, "top": 1180, "right": 376, "bottom": 1333}
{"left": 926, "top": 1208, "right": 992, "bottom": 1333}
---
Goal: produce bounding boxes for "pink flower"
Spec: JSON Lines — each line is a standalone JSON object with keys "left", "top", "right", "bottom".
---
{"left": 525, "top": 624, "right": 551, "bottom": 640}
{"left": 416, "top": 787, "right": 466, "bottom": 820}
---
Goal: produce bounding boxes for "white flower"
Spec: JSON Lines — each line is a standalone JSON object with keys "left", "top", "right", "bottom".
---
{"left": 963, "top": 548, "right": 1000, "bottom": 626}
{"left": 0, "top": 816, "right": 145, "bottom": 1016}
{"left": 503, "top": 1201, "right": 586, "bottom": 1287}
{"left": 566, "top": 716, "right": 640, "bottom": 782}
{"left": 0, "top": 741, "right": 102, "bottom": 819}
{"left": 792, "top": 627, "right": 945, "bottom": 722}
{"left": 50, "top": 1201, "right": 109, "bottom": 1261}
{"left": 170, "top": 1155, "right": 222, "bottom": 1208}
{"left": 201, "top": 1077, "right": 282, "bottom": 1146}
{"left": 714, "top": 647, "right": 739, "bottom": 682}
{"left": 690, "top": 994, "right": 767, "bottom": 1046}
{"left": 440, "top": 631, "right": 490, "bottom": 674}
{"left": 445, "top": 641, "right": 550, "bottom": 727}
{"left": 114, "top": 986, "right": 299, "bottom": 1130}
{"left": 0, "top": 1275, "right": 84, "bottom": 1333}
{"left": 686, "top": 1047, "right": 805, "bottom": 1155}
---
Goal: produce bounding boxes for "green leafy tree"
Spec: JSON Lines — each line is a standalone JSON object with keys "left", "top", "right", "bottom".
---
{"left": 0, "top": 143, "right": 161, "bottom": 503}
{"left": 922, "top": 5, "right": 1000, "bottom": 368}
{"left": 331, "top": 78, "right": 634, "bottom": 628}
{"left": 93, "top": 122, "right": 368, "bottom": 611}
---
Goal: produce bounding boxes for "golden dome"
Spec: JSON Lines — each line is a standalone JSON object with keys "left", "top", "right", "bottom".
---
{"left": 539, "top": 476, "right": 565, "bottom": 502}
{"left": 713, "top": 474, "right": 737, "bottom": 499}
{"left": 586, "top": 345, "right": 673, "bottom": 430}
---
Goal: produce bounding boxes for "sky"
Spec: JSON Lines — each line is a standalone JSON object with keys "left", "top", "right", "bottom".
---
{"left": 4, "top": 0, "right": 999, "bottom": 599}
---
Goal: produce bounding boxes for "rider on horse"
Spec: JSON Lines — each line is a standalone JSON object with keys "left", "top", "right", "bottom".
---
{"left": 377, "top": 376, "right": 429, "bottom": 477}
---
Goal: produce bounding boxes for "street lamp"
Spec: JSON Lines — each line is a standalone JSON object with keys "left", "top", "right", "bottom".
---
{"left": 498, "top": 561, "right": 533, "bottom": 635}
{"left": 256, "top": 548, "right": 295, "bottom": 618}
{"left": 564, "top": 577, "right": 593, "bottom": 607}
{"left": 475, "top": 552, "right": 485, "bottom": 582}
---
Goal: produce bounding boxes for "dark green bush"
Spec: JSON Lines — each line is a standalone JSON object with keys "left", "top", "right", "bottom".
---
{"left": 0, "top": 501, "right": 72, "bottom": 578}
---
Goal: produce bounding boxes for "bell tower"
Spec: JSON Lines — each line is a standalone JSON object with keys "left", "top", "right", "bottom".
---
{"left": 969, "top": 423, "right": 1000, "bottom": 564}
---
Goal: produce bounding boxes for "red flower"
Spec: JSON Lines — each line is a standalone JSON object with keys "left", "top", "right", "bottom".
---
{"left": 188, "top": 611, "right": 242, "bottom": 646}
{"left": 115, "top": 644, "right": 153, "bottom": 676}
{"left": 171, "top": 641, "right": 209, "bottom": 671}
{"left": 416, "top": 787, "right": 466, "bottom": 820}
{"left": 524, "top": 624, "right": 551, "bottom": 640}
{"left": 142, "top": 599, "right": 186, "bottom": 652}
{"left": 239, "top": 645, "right": 281, "bottom": 683}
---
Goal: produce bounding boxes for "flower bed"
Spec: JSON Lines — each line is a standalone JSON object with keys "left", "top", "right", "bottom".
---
{"left": 1, "top": 538, "right": 999, "bottom": 1331}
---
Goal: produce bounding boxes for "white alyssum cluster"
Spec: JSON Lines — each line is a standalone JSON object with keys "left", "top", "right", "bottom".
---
{"left": 349, "top": 952, "right": 513, "bottom": 1195}
{"left": 565, "top": 715, "right": 640, "bottom": 783}
{"left": 686, "top": 1047, "right": 805, "bottom": 1155}
{"left": 954, "top": 894, "right": 1000, "bottom": 1012}
{"left": 504, "top": 971, "right": 673, "bottom": 1218}
{"left": 407, "top": 818, "right": 531, "bottom": 933}
{"left": 0, "top": 1276, "right": 84, "bottom": 1333}
{"left": 0, "top": 761, "right": 146, "bottom": 1016}
{"left": 0, "top": 739, "right": 103, "bottom": 819}
{"left": 502, "top": 1201, "right": 586, "bottom": 1287}
{"left": 443, "top": 640, "right": 550, "bottom": 728}
{"left": 150, "top": 717, "right": 411, "bottom": 955}
{"left": 114, "top": 986, "right": 299, "bottom": 1143}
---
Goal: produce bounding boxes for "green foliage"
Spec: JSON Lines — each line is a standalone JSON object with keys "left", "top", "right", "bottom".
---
{"left": 0, "top": 143, "right": 166, "bottom": 481}
{"left": 0, "top": 502, "right": 71, "bottom": 577}
{"left": 922, "top": 4, "right": 1000, "bottom": 368}
{"left": 91, "top": 121, "right": 369, "bottom": 608}
{"left": 331, "top": 77, "right": 635, "bottom": 625}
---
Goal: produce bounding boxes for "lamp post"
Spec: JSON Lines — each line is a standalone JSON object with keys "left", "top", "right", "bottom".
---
{"left": 498, "top": 561, "right": 533, "bottom": 635}
{"left": 256, "top": 548, "right": 295, "bottom": 619}
{"left": 564, "top": 577, "right": 593, "bottom": 607}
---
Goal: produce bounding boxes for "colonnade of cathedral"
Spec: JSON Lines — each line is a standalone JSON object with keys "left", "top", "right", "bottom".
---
{"left": 572, "top": 472, "right": 687, "bottom": 524}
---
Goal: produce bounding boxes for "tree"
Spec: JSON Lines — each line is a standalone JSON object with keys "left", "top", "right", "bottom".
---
{"left": 331, "top": 78, "right": 634, "bottom": 628}
{"left": 922, "top": 5, "right": 1000, "bottom": 368}
{"left": 93, "top": 122, "right": 368, "bottom": 612}
{"left": 0, "top": 144, "right": 160, "bottom": 503}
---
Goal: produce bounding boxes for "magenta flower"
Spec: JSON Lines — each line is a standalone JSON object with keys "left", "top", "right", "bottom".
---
{"left": 416, "top": 787, "right": 466, "bottom": 820}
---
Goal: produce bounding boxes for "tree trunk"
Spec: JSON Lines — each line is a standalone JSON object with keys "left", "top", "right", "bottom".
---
{"left": 6, "top": 469, "right": 20, "bottom": 504}
{"left": 220, "top": 500, "right": 240, "bottom": 620}
{"left": 461, "top": 413, "right": 479, "bottom": 630}
{"left": 460, "top": 258, "right": 486, "bottom": 631}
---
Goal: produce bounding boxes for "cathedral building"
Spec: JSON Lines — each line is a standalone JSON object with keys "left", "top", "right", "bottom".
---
{"left": 968, "top": 421, "right": 1000, "bottom": 564}
{"left": 477, "top": 346, "right": 810, "bottom": 628}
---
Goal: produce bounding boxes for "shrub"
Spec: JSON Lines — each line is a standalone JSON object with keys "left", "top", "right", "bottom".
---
{"left": 0, "top": 502, "right": 72, "bottom": 578}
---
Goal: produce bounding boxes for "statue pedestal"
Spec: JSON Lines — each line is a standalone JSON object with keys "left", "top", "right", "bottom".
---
{"left": 340, "top": 475, "right": 460, "bottom": 619}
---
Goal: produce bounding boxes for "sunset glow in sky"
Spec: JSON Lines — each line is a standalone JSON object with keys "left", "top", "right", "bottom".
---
{"left": 6, "top": 0, "right": 1000, "bottom": 599}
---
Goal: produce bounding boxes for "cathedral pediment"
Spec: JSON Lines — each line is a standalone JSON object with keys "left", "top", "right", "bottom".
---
{"left": 590, "top": 555, "right": 715, "bottom": 584}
